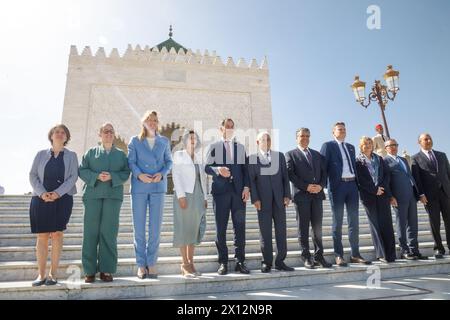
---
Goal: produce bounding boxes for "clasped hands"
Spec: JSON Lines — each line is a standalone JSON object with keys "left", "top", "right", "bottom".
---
{"left": 40, "top": 191, "right": 60, "bottom": 202}
{"left": 138, "top": 173, "right": 162, "bottom": 183}
{"left": 98, "top": 171, "right": 112, "bottom": 182}
{"left": 307, "top": 184, "right": 323, "bottom": 194}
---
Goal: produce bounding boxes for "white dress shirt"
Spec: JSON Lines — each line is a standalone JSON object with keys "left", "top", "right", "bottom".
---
{"left": 259, "top": 149, "right": 271, "bottom": 164}
{"left": 421, "top": 149, "right": 438, "bottom": 171}
{"left": 334, "top": 137, "right": 355, "bottom": 179}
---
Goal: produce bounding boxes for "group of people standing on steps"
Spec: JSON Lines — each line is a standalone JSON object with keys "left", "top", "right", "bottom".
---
{"left": 28, "top": 111, "right": 450, "bottom": 287}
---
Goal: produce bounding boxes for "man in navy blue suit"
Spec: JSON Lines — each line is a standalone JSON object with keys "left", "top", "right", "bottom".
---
{"left": 320, "top": 122, "right": 370, "bottom": 266}
{"left": 205, "top": 118, "right": 250, "bottom": 275}
{"left": 384, "top": 138, "right": 428, "bottom": 260}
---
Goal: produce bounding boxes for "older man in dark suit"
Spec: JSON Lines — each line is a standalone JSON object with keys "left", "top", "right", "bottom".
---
{"left": 248, "top": 132, "right": 294, "bottom": 273}
{"left": 384, "top": 139, "right": 428, "bottom": 260}
{"left": 286, "top": 128, "right": 332, "bottom": 269}
{"left": 412, "top": 133, "right": 450, "bottom": 259}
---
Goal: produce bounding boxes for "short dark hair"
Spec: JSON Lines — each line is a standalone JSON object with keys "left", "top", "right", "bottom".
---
{"left": 296, "top": 127, "right": 310, "bottom": 137}
{"left": 220, "top": 118, "right": 235, "bottom": 128}
{"left": 334, "top": 122, "right": 346, "bottom": 128}
{"left": 48, "top": 124, "right": 71, "bottom": 146}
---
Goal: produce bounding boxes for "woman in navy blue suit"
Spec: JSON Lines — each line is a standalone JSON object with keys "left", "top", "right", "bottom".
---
{"left": 355, "top": 136, "right": 396, "bottom": 263}
{"left": 128, "top": 110, "right": 173, "bottom": 279}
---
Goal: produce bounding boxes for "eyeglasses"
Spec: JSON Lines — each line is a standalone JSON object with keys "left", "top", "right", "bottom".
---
{"left": 386, "top": 144, "right": 398, "bottom": 147}
{"left": 102, "top": 130, "right": 115, "bottom": 134}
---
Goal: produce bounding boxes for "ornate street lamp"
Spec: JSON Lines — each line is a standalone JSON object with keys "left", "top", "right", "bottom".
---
{"left": 351, "top": 65, "right": 400, "bottom": 138}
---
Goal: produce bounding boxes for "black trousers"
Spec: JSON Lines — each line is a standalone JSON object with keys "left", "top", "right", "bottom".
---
{"left": 294, "top": 198, "right": 324, "bottom": 259}
{"left": 257, "top": 199, "right": 287, "bottom": 266}
{"left": 362, "top": 196, "right": 396, "bottom": 261}
{"left": 213, "top": 191, "right": 246, "bottom": 264}
{"left": 424, "top": 188, "right": 450, "bottom": 253}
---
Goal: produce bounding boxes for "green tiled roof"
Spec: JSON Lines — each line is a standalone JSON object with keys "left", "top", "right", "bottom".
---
{"left": 156, "top": 25, "right": 187, "bottom": 53}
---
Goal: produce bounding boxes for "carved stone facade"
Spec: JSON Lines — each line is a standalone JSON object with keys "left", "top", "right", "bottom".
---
{"left": 62, "top": 34, "right": 273, "bottom": 192}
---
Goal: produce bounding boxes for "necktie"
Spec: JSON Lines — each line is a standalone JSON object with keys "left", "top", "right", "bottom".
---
{"left": 428, "top": 151, "right": 438, "bottom": 172}
{"left": 397, "top": 157, "right": 407, "bottom": 173}
{"left": 341, "top": 142, "right": 354, "bottom": 174}
{"left": 381, "top": 135, "right": 386, "bottom": 142}
{"left": 305, "top": 149, "right": 313, "bottom": 168}
{"left": 397, "top": 157, "right": 414, "bottom": 186}
{"left": 266, "top": 152, "right": 271, "bottom": 163}
{"left": 224, "top": 141, "right": 232, "bottom": 163}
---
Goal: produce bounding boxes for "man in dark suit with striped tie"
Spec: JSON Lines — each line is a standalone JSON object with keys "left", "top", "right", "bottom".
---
{"left": 412, "top": 133, "right": 450, "bottom": 259}
{"left": 384, "top": 138, "right": 428, "bottom": 260}
{"left": 286, "top": 128, "right": 332, "bottom": 269}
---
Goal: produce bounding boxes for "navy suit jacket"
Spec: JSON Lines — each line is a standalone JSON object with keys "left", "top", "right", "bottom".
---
{"left": 285, "top": 147, "right": 327, "bottom": 202}
{"left": 248, "top": 151, "right": 291, "bottom": 209}
{"left": 320, "top": 140, "right": 358, "bottom": 192}
{"left": 411, "top": 150, "right": 450, "bottom": 201}
{"left": 205, "top": 140, "right": 249, "bottom": 195}
{"left": 384, "top": 155, "right": 419, "bottom": 203}
{"left": 355, "top": 153, "right": 392, "bottom": 203}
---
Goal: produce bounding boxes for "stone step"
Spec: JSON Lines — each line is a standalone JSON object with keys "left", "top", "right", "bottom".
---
{"left": 0, "top": 218, "right": 436, "bottom": 235}
{"left": 1, "top": 221, "right": 445, "bottom": 247}
{"left": 0, "top": 243, "right": 450, "bottom": 284}
{"left": 0, "top": 205, "right": 339, "bottom": 213}
{"left": 0, "top": 211, "right": 431, "bottom": 224}
{"left": 0, "top": 230, "right": 442, "bottom": 262}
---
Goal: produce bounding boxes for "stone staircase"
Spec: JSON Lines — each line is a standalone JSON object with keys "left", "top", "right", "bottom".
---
{"left": 0, "top": 195, "right": 448, "bottom": 300}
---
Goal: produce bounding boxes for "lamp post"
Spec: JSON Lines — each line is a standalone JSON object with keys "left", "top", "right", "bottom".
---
{"left": 351, "top": 65, "right": 400, "bottom": 139}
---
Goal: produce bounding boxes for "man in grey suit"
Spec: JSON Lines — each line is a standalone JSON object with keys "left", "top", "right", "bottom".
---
{"left": 412, "top": 133, "right": 450, "bottom": 259}
{"left": 384, "top": 139, "right": 428, "bottom": 260}
{"left": 285, "top": 128, "right": 332, "bottom": 269}
{"left": 248, "top": 132, "right": 294, "bottom": 273}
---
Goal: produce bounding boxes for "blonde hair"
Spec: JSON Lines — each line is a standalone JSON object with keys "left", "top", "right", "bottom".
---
{"left": 99, "top": 122, "right": 114, "bottom": 134}
{"left": 359, "top": 136, "right": 373, "bottom": 153}
{"left": 138, "top": 110, "right": 159, "bottom": 141}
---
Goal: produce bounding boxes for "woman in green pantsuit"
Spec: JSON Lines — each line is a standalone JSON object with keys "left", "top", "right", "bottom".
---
{"left": 79, "top": 123, "right": 130, "bottom": 283}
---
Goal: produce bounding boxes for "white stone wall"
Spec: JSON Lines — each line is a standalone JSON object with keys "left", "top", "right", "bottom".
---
{"left": 62, "top": 45, "right": 273, "bottom": 159}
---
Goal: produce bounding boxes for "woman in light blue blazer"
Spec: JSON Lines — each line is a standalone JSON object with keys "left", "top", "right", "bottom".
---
{"left": 128, "top": 110, "right": 173, "bottom": 279}
{"left": 29, "top": 124, "right": 78, "bottom": 286}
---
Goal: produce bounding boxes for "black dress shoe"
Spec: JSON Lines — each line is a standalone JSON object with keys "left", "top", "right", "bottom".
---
{"left": 435, "top": 250, "right": 444, "bottom": 259}
{"left": 45, "top": 278, "right": 58, "bottom": 286}
{"left": 235, "top": 262, "right": 250, "bottom": 274}
{"left": 350, "top": 255, "right": 372, "bottom": 265}
{"left": 301, "top": 256, "right": 315, "bottom": 269}
{"left": 218, "top": 263, "right": 228, "bottom": 275}
{"left": 314, "top": 256, "right": 333, "bottom": 268}
{"left": 401, "top": 252, "right": 418, "bottom": 260}
{"left": 414, "top": 253, "right": 429, "bottom": 260}
{"left": 31, "top": 278, "right": 46, "bottom": 287}
{"left": 335, "top": 256, "right": 348, "bottom": 267}
{"left": 275, "top": 262, "right": 294, "bottom": 271}
{"left": 261, "top": 263, "right": 271, "bottom": 273}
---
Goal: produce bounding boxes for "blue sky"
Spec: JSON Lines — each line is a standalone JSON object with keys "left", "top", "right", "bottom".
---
{"left": 1, "top": 0, "right": 449, "bottom": 194}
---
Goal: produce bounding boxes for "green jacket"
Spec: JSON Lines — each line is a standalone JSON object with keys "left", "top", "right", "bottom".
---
{"left": 79, "top": 145, "right": 131, "bottom": 200}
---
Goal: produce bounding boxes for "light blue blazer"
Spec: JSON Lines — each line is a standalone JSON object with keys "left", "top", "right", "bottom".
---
{"left": 29, "top": 148, "right": 79, "bottom": 197}
{"left": 127, "top": 134, "right": 173, "bottom": 194}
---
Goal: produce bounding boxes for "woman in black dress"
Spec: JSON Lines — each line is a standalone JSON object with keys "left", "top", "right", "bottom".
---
{"left": 29, "top": 124, "right": 79, "bottom": 286}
